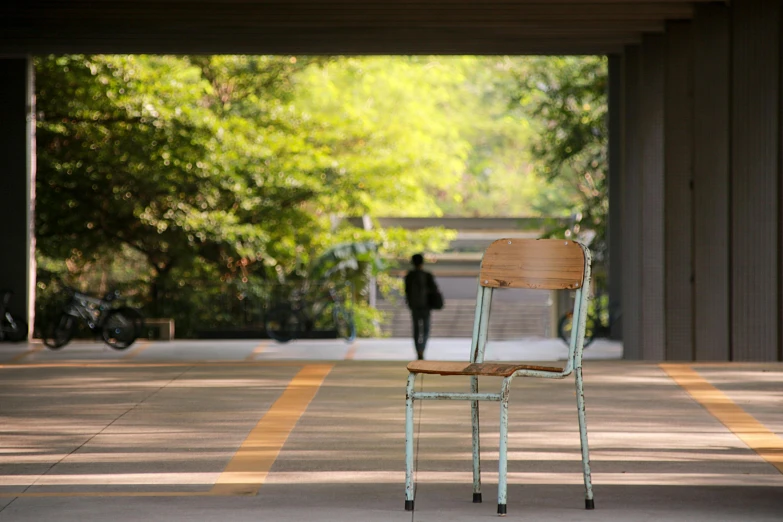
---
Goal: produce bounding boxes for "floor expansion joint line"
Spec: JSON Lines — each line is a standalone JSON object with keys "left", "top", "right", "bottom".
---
{"left": 4, "top": 344, "right": 43, "bottom": 364}
{"left": 0, "top": 360, "right": 310, "bottom": 369}
{"left": 8, "top": 364, "right": 199, "bottom": 500}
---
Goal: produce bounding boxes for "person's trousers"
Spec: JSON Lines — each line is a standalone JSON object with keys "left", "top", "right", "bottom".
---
{"left": 411, "top": 308, "right": 431, "bottom": 359}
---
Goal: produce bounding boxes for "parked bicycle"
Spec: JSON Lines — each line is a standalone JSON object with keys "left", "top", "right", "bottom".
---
{"left": 43, "top": 288, "right": 144, "bottom": 350}
{"left": 558, "top": 290, "right": 621, "bottom": 348}
{"left": 0, "top": 290, "right": 28, "bottom": 342}
{"left": 265, "top": 283, "right": 356, "bottom": 344}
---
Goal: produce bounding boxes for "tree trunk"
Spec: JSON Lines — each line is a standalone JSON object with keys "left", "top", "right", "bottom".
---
{"left": 149, "top": 262, "right": 172, "bottom": 318}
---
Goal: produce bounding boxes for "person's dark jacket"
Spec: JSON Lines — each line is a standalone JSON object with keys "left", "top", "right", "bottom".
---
{"left": 404, "top": 269, "right": 437, "bottom": 310}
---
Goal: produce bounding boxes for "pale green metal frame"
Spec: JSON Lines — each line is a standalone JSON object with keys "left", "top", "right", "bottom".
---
{"left": 404, "top": 242, "right": 594, "bottom": 516}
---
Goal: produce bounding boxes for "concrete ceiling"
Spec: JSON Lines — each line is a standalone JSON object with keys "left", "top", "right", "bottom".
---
{"left": 1, "top": 1, "right": 721, "bottom": 55}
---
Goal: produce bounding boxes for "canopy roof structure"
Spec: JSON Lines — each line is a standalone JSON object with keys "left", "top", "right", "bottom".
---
{"left": 2, "top": 0, "right": 724, "bottom": 55}
{"left": 2, "top": 0, "right": 783, "bottom": 362}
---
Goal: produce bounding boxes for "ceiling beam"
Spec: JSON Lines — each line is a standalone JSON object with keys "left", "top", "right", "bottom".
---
{"left": 6, "top": 3, "right": 696, "bottom": 23}
{"left": 0, "top": 0, "right": 702, "bottom": 55}
{"left": 0, "top": 32, "right": 637, "bottom": 55}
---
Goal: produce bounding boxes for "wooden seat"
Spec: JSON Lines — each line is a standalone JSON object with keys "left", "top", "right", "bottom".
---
{"left": 404, "top": 238, "right": 595, "bottom": 516}
{"left": 407, "top": 360, "right": 563, "bottom": 377}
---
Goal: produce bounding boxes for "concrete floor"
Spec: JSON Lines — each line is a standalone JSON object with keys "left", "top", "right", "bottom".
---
{"left": 0, "top": 338, "right": 780, "bottom": 521}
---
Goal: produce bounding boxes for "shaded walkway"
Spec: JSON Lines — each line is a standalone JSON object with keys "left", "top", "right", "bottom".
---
{"left": 0, "top": 340, "right": 779, "bottom": 520}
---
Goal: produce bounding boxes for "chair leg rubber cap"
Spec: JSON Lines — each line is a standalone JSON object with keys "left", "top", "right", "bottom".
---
{"left": 405, "top": 500, "right": 414, "bottom": 512}
{"left": 586, "top": 499, "right": 595, "bottom": 510}
{"left": 497, "top": 504, "right": 507, "bottom": 516}
{"left": 473, "top": 493, "right": 482, "bottom": 503}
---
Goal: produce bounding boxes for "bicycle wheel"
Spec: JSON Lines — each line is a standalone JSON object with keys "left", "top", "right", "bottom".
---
{"left": 114, "top": 306, "right": 145, "bottom": 338}
{"left": 3, "top": 316, "right": 28, "bottom": 342}
{"left": 101, "top": 309, "right": 138, "bottom": 350}
{"left": 43, "top": 314, "right": 75, "bottom": 349}
{"left": 333, "top": 307, "right": 356, "bottom": 344}
{"left": 557, "top": 311, "right": 596, "bottom": 348}
{"left": 265, "top": 304, "right": 302, "bottom": 343}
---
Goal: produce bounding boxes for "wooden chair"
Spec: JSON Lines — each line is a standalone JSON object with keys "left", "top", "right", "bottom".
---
{"left": 404, "top": 238, "right": 595, "bottom": 516}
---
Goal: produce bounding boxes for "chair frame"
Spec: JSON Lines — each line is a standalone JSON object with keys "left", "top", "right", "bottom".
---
{"left": 404, "top": 239, "right": 594, "bottom": 515}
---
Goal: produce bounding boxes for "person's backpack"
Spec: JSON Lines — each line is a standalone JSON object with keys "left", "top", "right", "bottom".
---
{"left": 407, "top": 270, "right": 445, "bottom": 310}
{"left": 427, "top": 275, "right": 444, "bottom": 310}
{"left": 428, "top": 286, "right": 444, "bottom": 310}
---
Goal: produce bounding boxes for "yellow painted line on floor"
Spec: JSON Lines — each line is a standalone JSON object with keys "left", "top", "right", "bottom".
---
{"left": 121, "top": 340, "right": 151, "bottom": 360}
{"left": 661, "top": 363, "right": 783, "bottom": 474}
{"left": 5, "top": 344, "right": 43, "bottom": 364}
{"left": 245, "top": 340, "right": 270, "bottom": 361}
{"left": 344, "top": 341, "right": 358, "bottom": 360}
{"left": 210, "top": 363, "right": 334, "bottom": 495}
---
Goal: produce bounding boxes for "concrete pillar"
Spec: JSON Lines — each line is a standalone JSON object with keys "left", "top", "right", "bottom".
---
{"left": 607, "top": 54, "right": 623, "bottom": 341}
{"left": 692, "top": 4, "right": 731, "bottom": 361}
{"left": 780, "top": 7, "right": 783, "bottom": 364}
{"left": 621, "top": 45, "right": 643, "bottom": 360}
{"left": 663, "top": 21, "right": 694, "bottom": 360}
{"left": 619, "top": 0, "right": 783, "bottom": 362}
{"left": 639, "top": 34, "right": 666, "bottom": 360}
{"left": 730, "top": 0, "right": 781, "bottom": 361}
{"left": 0, "top": 58, "right": 35, "bottom": 327}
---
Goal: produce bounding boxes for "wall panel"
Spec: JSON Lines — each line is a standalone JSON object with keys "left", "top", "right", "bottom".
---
{"left": 640, "top": 34, "right": 666, "bottom": 360}
{"left": 731, "top": 0, "right": 780, "bottom": 361}
{"left": 0, "top": 58, "right": 35, "bottom": 325}
{"left": 664, "top": 21, "right": 694, "bottom": 360}
{"left": 692, "top": 4, "right": 731, "bottom": 361}
{"left": 621, "top": 45, "right": 643, "bottom": 359}
{"left": 608, "top": 54, "right": 623, "bottom": 341}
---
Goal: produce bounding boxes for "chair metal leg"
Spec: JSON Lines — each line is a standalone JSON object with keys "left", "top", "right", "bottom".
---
{"left": 470, "top": 375, "right": 482, "bottom": 503}
{"left": 405, "top": 373, "right": 416, "bottom": 511}
{"left": 497, "top": 379, "right": 510, "bottom": 516}
{"left": 575, "top": 367, "right": 595, "bottom": 509}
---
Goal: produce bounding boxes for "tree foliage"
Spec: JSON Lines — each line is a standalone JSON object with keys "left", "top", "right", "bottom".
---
{"left": 34, "top": 55, "right": 460, "bottom": 336}
{"left": 512, "top": 56, "right": 609, "bottom": 261}
{"left": 34, "top": 54, "right": 607, "bottom": 336}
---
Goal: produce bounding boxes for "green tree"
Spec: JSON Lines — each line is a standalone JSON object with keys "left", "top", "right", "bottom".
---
{"left": 36, "top": 55, "right": 219, "bottom": 309}
{"left": 34, "top": 54, "right": 458, "bottom": 336}
{"left": 35, "top": 55, "right": 333, "bottom": 321}
{"left": 427, "top": 57, "right": 535, "bottom": 217}
{"left": 511, "top": 56, "right": 609, "bottom": 261}
{"left": 294, "top": 56, "right": 471, "bottom": 217}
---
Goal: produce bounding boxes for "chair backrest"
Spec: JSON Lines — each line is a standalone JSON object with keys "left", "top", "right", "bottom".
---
{"left": 470, "top": 239, "right": 591, "bottom": 375}
{"left": 479, "top": 239, "right": 585, "bottom": 290}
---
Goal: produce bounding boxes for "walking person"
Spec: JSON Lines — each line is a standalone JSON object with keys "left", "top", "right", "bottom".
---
{"left": 404, "top": 253, "right": 442, "bottom": 360}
